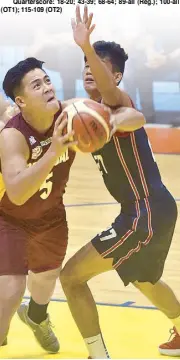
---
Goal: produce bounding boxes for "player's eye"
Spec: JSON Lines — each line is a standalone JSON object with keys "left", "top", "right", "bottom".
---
{"left": 45, "top": 78, "right": 51, "bottom": 84}
{"left": 33, "top": 83, "right": 41, "bottom": 89}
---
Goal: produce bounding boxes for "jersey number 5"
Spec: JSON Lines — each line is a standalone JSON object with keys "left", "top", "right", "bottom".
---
{"left": 39, "top": 172, "right": 53, "bottom": 200}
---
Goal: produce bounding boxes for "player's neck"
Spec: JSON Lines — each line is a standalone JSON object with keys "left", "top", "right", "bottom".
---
{"left": 90, "top": 92, "right": 102, "bottom": 103}
{"left": 22, "top": 110, "right": 55, "bottom": 134}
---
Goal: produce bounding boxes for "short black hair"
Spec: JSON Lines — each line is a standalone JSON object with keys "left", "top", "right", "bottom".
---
{"left": 3, "top": 57, "right": 45, "bottom": 101}
{"left": 84, "top": 40, "right": 128, "bottom": 75}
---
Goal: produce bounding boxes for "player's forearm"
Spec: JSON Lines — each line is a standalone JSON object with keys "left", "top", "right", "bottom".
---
{"left": 8, "top": 149, "right": 58, "bottom": 206}
{"left": 112, "top": 107, "right": 146, "bottom": 132}
{"left": 83, "top": 43, "right": 123, "bottom": 106}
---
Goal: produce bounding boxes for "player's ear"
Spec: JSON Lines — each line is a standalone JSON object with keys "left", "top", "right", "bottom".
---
{"left": 114, "top": 72, "right": 122, "bottom": 86}
{"left": 15, "top": 96, "right": 26, "bottom": 109}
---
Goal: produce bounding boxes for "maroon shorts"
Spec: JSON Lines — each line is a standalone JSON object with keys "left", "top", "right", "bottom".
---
{"left": 0, "top": 209, "right": 68, "bottom": 275}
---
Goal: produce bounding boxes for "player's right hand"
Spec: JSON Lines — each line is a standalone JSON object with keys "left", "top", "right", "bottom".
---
{"left": 50, "top": 112, "right": 78, "bottom": 157}
{"left": 71, "top": 5, "right": 95, "bottom": 52}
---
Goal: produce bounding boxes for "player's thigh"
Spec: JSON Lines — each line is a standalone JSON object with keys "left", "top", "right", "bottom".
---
{"left": 60, "top": 241, "right": 114, "bottom": 286}
{"left": 61, "top": 214, "right": 134, "bottom": 286}
{"left": 28, "top": 220, "right": 68, "bottom": 273}
{"left": 60, "top": 218, "right": 126, "bottom": 285}
{"left": 0, "top": 216, "right": 28, "bottom": 275}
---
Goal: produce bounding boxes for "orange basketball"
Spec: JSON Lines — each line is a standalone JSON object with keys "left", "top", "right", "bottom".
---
{"left": 62, "top": 99, "right": 111, "bottom": 153}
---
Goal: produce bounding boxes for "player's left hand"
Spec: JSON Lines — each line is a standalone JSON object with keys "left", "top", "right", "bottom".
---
{"left": 109, "top": 114, "right": 118, "bottom": 137}
{"left": 108, "top": 107, "right": 125, "bottom": 137}
{"left": 101, "top": 104, "right": 116, "bottom": 139}
{"left": 71, "top": 5, "right": 95, "bottom": 51}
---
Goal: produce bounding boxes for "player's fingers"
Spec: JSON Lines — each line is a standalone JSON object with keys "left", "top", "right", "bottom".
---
{"left": 71, "top": 18, "right": 76, "bottom": 30}
{"left": 110, "top": 126, "right": 116, "bottom": 137}
{"left": 66, "top": 140, "right": 78, "bottom": 148}
{"left": 55, "top": 113, "right": 68, "bottom": 132}
{"left": 89, "top": 24, "right": 96, "bottom": 34}
{"left": 109, "top": 115, "right": 117, "bottom": 134}
{"left": 57, "top": 120, "right": 68, "bottom": 136}
{"left": 102, "top": 105, "right": 112, "bottom": 115}
{"left": 76, "top": 5, "right": 82, "bottom": 23}
{"left": 54, "top": 115, "right": 64, "bottom": 131}
{"left": 87, "top": 13, "right": 93, "bottom": 29}
{"left": 109, "top": 114, "right": 117, "bottom": 126}
{"left": 55, "top": 111, "right": 66, "bottom": 124}
{"left": 61, "top": 130, "right": 75, "bottom": 142}
{"left": 83, "top": 4, "right": 88, "bottom": 23}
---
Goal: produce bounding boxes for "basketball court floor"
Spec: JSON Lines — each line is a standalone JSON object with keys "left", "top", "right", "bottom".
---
{"left": 0, "top": 153, "right": 179, "bottom": 359}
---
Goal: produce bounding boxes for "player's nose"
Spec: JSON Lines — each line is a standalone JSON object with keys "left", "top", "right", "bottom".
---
{"left": 86, "top": 66, "right": 92, "bottom": 76}
{"left": 43, "top": 82, "right": 53, "bottom": 93}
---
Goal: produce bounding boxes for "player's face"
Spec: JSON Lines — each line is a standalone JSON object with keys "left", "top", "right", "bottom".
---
{"left": 83, "top": 57, "right": 114, "bottom": 95}
{"left": 17, "top": 68, "right": 59, "bottom": 115}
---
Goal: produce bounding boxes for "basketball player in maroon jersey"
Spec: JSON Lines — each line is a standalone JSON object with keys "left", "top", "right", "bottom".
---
{"left": 0, "top": 56, "right": 144, "bottom": 353}
{"left": 58, "top": 6, "right": 180, "bottom": 359}
{"left": 0, "top": 57, "right": 79, "bottom": 352}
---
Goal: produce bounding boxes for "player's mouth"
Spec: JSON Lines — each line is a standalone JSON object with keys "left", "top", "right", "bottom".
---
{"left": 46, "top": 95, "right": 56, "bottom": 103}
{"left": 85, "top": 76, "right": 95, "bottom": 84}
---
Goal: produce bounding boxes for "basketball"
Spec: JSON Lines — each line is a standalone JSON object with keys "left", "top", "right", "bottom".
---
{"left": 62, "top": 99, "right": 111, "bottom": 153}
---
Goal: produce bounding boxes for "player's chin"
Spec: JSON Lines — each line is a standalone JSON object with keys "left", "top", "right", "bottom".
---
{"left": 84, "top": 81, "right": 97, "bottom": 94}
{"left": 46, "top": 99, "right": 59, "bottom": 113}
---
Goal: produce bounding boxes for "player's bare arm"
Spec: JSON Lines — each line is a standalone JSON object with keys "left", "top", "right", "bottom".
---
{"left": 0, "top": 117, "right": 76, "bottom": 206}
{"left": 62, "top": 98, "right": 144, "bottom": 137}
{"left": 77, "top": 99, "right": 145, "bottom": 134}
{"left": 110, "top": 107, "right": 146, "bottom": 135}
{"left": 71, "top": 5, "right": 132, "bottom": 108}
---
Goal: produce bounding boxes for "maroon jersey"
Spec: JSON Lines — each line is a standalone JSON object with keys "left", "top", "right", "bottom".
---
{"left": 0, "top": 106, "right": 75, "bottom": 220}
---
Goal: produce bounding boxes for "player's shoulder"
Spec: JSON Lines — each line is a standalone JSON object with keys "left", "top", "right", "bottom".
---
{"left": 0, "top": 127, "right": 30, "bottom": 163}
{"left": 3, "top": 112, "right": 22, "bottom": 131}
{"left": 2, "top": 112, "right": 33, "bottom": 142}
{"left": 0, "top": 127, "right": 29, "bottom": 154}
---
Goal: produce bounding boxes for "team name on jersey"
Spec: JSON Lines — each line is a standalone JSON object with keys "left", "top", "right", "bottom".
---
{"left": 40, "top": 137, "right": 52, "bottom": 147}
{"left": 54, "top": 150, "right": 69, "bottom": 164}
{"left": 32, "top": 146, "right": 43, "bottom": 160}
{"left": 28, "top": 149, "right": 69, "bottom": 167}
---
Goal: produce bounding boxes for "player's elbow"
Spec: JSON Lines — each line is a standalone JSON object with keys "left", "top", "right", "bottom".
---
{"left": 138, "top": 112, "right": 146, "bottom": 128}
{"left": 131, "top": 110, "right": 146, "bottom": 131}
{"left": 11, "top": 198, "right": 26, "bottom": 206}
{"left": 8, "top": 196, "right": 26, "bottom": 206}
{"left": 6, "top": 190, "right": 27, "bottom": 206}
